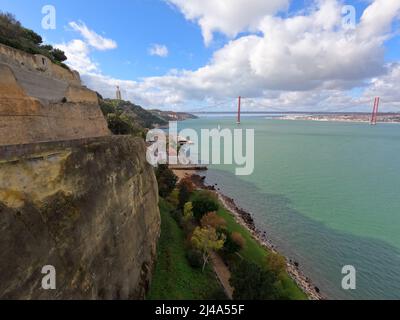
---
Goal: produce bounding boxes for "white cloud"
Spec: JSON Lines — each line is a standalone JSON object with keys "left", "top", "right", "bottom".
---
{"left": 55, "top": 21, "right": 118, "bottom": 75}
{"left": 166, "top": 0, "right": 289, "bottom": 45}
{"left": 60, "top": 0, "right": 400, "bottom": 112}
{"left": 362, "top": 63, "right": 400, "bottom": 109}
{"left": 55, "top": 39, "right": 98, "bottom": 73}
{"left": 69, "top": 21, "right": 117, "bottom": 50}
{"left": 148, "top": 44, "right": 169, "bottom": 57}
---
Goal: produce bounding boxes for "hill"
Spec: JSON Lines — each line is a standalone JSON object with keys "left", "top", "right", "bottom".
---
{"left": 99, "top": 98, "right": 169, "bottom": 136}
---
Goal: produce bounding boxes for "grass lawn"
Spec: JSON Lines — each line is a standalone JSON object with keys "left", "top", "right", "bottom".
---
{"left": 147, "top": 199, "right": 226, "bottom": 300}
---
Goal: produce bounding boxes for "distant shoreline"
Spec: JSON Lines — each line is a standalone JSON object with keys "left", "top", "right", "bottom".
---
{"left": 276, "top": 114, "right": 400, "bottom": 124}
{"left": 189, "top": 112, "right": 400, "bottom": 124}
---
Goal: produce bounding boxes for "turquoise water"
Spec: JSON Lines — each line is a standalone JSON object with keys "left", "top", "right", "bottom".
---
{"left": 179, "top": 117, "right": 400, "bottom": 300}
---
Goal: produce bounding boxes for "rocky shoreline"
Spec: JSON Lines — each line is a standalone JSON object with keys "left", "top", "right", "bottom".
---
{"left": 189, "top": 173, "right": 325, "bottom": 300}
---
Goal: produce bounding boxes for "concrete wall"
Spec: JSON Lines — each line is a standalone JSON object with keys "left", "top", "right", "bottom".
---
{"left": 0, "top": 49, "right": 110, "bottom": 146}
{"left": 0, "top": 43, "right": 80, "bottom": 84}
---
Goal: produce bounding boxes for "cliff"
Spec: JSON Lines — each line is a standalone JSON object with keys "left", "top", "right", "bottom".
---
{"left": 0, "top": 44, "right": 161, "bottom": 299}
{"left": 0, "top": 136, "right": 160, "bottom": 299}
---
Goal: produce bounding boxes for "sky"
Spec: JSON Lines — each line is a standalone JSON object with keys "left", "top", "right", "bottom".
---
{"left": 1, "top": 0, "right": 399, "bottom": 112}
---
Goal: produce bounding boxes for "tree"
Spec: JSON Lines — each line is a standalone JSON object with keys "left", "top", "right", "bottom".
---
{"left": 51, "top": 48, "right": 67, "bottom": 62}
{"left": 266, "top": 253, "right": 286, "bottom": 278}
{"left": 180, "top": 177, "right": 194, "bottom": 193}
{"left": 230, "top": 260, "right": 279, "bottom": 300}
{"left": 231, "top": 232, "right": 246, "bottom": 249}
{"left": 22, "top": 27, "right": 42, "bottom": 45}
{"left": 192, "top": 192, "right": 219, "bottom": 221}
{"left": 155, "top": 165, "right": 177, "bottom": 198}
{"left": 183, "top": 202, "right": 194, "bottom": 222}
{"left": 200, "top": 212, "right": 226, "bottom": 230}
{"left": 178, "top": 178, "right": 194, "bottom": 209}
{"left": 0, "top": 12, "right": 68, "bottom": 67}
{"left": 178, "top": 181, "right": 191, "bottom": 210}
{"left": 222, "top": 231, "right": 245, "bottom": 255}
{"left": 106, "top": 113, "right": 134, "bottom": 135}
{"left": 191, "top": 227, "right": 225, "bottom": 272}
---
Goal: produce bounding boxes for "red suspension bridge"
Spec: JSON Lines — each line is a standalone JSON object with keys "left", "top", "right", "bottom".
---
{"left": 191, "top": 96, "right": 386, "bottom": 126}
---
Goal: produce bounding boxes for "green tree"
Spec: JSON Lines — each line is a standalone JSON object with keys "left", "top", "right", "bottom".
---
{"left": 0, "top": 12, "right": 68, "bottom": 67}
{"left": 155, "top": 165, "right": 177, "bottom": 198}
{"left": 106, "top": 113, "right": 134, "bottom": 135}
{"left": 223, "top": 232, "right": 245, "bottom": 255}
{"left": 178, "top": 182, "right": 190, "bottom": 209}
{"left": 192, "top": 192, "right": 219, "bottom": 221}
{"left": 266, "top": 253, "right": 286, "bottom": 279}
{"left": 51, "top": 48, "right": 67, "bottom": 62}
{"left": 183, "top": 202, "right": 194, "bottom": 222}
{"left": 230, "top": 260, "right": 279, "bottom": 300}
{"left": 191, "top": 227, "right": 225, "bottom": 272}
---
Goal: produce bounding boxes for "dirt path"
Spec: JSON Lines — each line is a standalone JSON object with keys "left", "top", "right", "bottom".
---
{"left": 210, "top": 252, "right": 234, "bottom": 300}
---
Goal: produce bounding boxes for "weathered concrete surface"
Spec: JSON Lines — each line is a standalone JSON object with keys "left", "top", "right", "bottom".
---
{"left": 0, "top": 43, "right": 80, "bottom": 85}
{"left": 0, "top": 136, "right": 160, "bottom": 300}
{"left": 0, "top": 61, "right": 109, "bottom": 146}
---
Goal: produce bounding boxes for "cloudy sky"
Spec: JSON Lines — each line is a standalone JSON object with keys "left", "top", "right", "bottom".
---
{"left": 1, "top": 0, "right": 400, "bottom": 112}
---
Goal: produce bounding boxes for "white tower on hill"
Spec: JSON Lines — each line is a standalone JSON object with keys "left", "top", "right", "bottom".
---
{"left": 116, "top": 86, "right": 122, "bottom": 100}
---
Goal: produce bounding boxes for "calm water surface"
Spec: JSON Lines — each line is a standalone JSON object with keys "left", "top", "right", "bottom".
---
{"left": 179, "top": 117, "right": 400, "bottom": 299}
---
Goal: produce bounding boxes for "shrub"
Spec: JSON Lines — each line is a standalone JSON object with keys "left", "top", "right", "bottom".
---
{"left": 192, "top": 192, "right": 219, "bottom": 221}
{"left": 200, "top": 212, "right": 227, "bottom": 230}
{"left": 166, "top": 189, "right": 179, "bottom": 208}
{"left": 178, "top": 182, "right": 191, "bottom": 210}
{"left": 106, "top": 113, "right": 136, "bottom": 135}
{"left": 186, "top": 249, "right": 203, "bottom": 269}
{"left": 266, "top": 253, "right": 287, "bottom": 278}
{"left": 183, "top": 202, "right": 194, "bottom": 222}
{"left": 223, "top": 232, "right": 242, "bottom": 255}
{"left": 155, "top": 165, "right": 178, "bottom": 198}
{"left": 0, "top": 12, "right": 68, "bottom": 67}
{"left": 231, "top": 232, "right": 246, "bottom": 249}
{"left": 230, "top": 260, "right": 279, "bottom": 300}
{"left": 182, "top": 218, "right": 197, "bottom": 237}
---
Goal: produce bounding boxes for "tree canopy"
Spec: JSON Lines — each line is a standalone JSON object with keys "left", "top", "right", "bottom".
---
{"left": 0, "top": 12, "right": 68, "bottom": 68}
{"left": 230, "top": 260, "right": 279, "bottom": 300}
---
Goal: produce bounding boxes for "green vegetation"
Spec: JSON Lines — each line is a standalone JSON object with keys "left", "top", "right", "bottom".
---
{"left": 155, "top": 165, "right": 178, "bottom": 198}
{"left": 230, "top": 260, "right": 279, "bottom": 300}
{"left": 0, "top": 12, "right": 69, "bottom": 69}
{"left": 100, "top": 98, "right": 167, "bottom": 134}
{"left": 214, "top": 195, "right": 308, "bottom": 300}
{"left": 99, "top": 98, "right": 170, "bottom": 137}
{"left": 150, "top": 166, "right": 307, "bottom": 300}
{"left": 192, "top": 191, "right": 219, "bottom": 221}
{"left": 147, "top": 199, "right": 226, "bottom": 300}
{"left": 191, "top": 226, "right": 225, "bottom": 272}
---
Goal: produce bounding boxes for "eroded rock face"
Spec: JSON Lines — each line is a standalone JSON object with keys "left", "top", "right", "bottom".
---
{"left": 0, "top": 136, "right": 160, "bottom": 300}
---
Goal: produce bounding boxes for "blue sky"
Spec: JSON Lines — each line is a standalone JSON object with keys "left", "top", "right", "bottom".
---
{"left": 1, "top": 0, "right": 399, "bottom": 111}
{"left": 0, "top": 0, "right": 213, "bottom": 79}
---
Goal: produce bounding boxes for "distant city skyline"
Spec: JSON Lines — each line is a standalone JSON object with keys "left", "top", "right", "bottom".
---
{"left": 1, "top": 0, "right": 400, "bottom": 112}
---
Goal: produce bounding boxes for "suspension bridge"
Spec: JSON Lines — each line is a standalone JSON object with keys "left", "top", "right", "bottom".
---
{"left": 189, "top": 96, "right": 386, "bottom": 126}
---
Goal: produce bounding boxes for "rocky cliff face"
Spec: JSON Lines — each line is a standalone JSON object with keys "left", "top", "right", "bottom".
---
{"left": 0, "top": 136, "right": 160, "bottom": 299}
